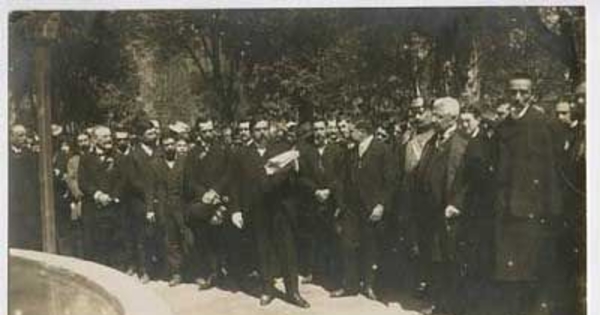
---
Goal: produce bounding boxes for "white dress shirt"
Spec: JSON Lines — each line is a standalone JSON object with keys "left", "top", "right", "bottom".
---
{"left": 358, "top": 135, "right": 374, "bottom": 158}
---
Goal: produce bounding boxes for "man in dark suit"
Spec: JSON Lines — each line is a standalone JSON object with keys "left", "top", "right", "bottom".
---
{"left": 493, "top": 73, "right": 565, "bottom": 315}
{"left": 9, "top": 124, "right": 41, "bottom": 250}
{"left": 331, "top": 118, "right": 395, "bottom": 300}
{"left": 65, "top": 131, "right": 92, "bottom": 258}
{"left": 412, "top": 97, "right": 469, "bottom": 314}
{"left": 398, "top": 98, "right": 436, "bottom": 294}
{"left": 567, "top": 81, "right": 586, "bottom": 315}
{"left": 122, "top": 119, "right": 159, "bottom": 283}
{"left": 150, "top": 131, "right": 188, "bottom": 287}
{"left": 79, "top": 126, "right": 126, "bottom": 268}
{"left": 298, "top": 117, "right": 343, "bottom": 285}
{"left": 184, "top": 117, "right": 232, "bottom": 290}
{"left": 232, "top": 117, "right": 310, "bottom": 308}
{"left": 457, "top": 106, "right": 497, "bottom": 313}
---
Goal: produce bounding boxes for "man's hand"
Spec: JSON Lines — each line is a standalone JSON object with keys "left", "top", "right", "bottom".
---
{"left": 409, "top": 243, "right": 420, "bottom": 259}
{"left": 94, "top": 191, "right": 111, "bottom": 207}
{"left": 210, "top": 212, "right": 223, "bottom": 225}
{"left": 334, "top": 208, "right": 342, "bottom": 218}
{"left": 315, "top": 189, "right": 331, "bottom": 203}
{"left": 202, "top": 189, "right": 219, "bottom": 205}
{"left": 445, "top": 205, "right": 461, "bottom": 219}
{"left": 231, "top": 211, "right": 244, "bottom": 229}
{"left": 146, "top": 211, "right": 156, "bottom": 223}
{"left": 369, "top": 204, "right": 384, "bottom": 222}
{"left": 70, "top": 201, "right": 82, "bottom": 220}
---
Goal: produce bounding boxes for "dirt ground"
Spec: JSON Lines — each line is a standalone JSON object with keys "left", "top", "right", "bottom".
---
{"left": 148, "top": 279, "right": 422, "bottom": 315}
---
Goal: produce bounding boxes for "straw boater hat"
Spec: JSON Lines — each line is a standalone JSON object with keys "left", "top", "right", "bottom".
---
{"left": 51, "top": 124, "right": 63, "bottom": 137}
{"left": 168, "top": 121, "right": 191, "bottom": 134}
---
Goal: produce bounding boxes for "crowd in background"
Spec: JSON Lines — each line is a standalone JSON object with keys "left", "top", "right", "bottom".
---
{"left": 9, "top": 73, "right": 586, "bottom": 315}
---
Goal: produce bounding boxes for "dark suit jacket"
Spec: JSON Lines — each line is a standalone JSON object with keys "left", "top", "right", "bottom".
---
{"left": 9, "top": 148, "right": 41, "bottom": 249}
{"left": 299, "top": 142, "right": 343, "bottom": 211}
{"left": 413, "top": 129, "right": 469, "bottom": 219}
{"left": 183, "top": 144, "right": 231, "bottom": 203}
{"left": 79, "top": 150, "right": 126, "bottom": 208}
{"left": 344, "top": 138, "right": 395, "bottom": 215}
{"left": 122, "top": 144, "right": 158, "bottom": 215}
{"left": 461, "top": 131, "right": 496, "bottom": 219}
{"left": 151, "top": 157, "right": 186, "bottom": 227}
{"left": 235, "top": 141, "right": 300, "bottom": 223}
{"left": 235, "top": 143, "right": 272, "bottom": 219}
{"left": 494, "top": 107, "right": 563, "bottom": 219}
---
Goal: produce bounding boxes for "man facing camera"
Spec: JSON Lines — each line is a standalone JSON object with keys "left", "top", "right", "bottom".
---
{"left": 331, "top": 118, "right": 395, "bottom": 301}
{"left": 412, "top": 97, "right": 469, "bottom": 315}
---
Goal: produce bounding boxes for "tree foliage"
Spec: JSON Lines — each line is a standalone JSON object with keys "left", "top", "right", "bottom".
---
{"left": 9, "top": 7, "right": 585, "bottom": 127}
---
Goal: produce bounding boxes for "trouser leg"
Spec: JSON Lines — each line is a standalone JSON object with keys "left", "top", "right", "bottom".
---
{"left": 274, "top": 217, "right": 299, "bottom": 294}
{"left": 361, "top": 220, "right": 381, "bottom": 288}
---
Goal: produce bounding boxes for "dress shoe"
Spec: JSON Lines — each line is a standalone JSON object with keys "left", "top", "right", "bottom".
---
{"left": 414, "top": 281, "right": 431, "bottom": 299}
{"left": 364, "top": 286, "right": 378, "bottom": 300}
{"left": 259, "top": 294, "right": 275, "bottom": 306}
{"left": 301, "top": 274, "right": 313, "bottom": 284}
{"left": 288, "top": 292, "right": 310, "bottom": 308}
{"left": 139, "top": 272, "right": 150, "bottom": 284}
{"left": 330, "top": 288, "right": 358, "bottom": 298}
{"left": 168, "top": 274, "right": 182, "bottom": 287}
{"left": 196, "top": 276, "right": 214, "bottom": 290}
{"left": 125, "top": 266, "right": 136, "bottom": 276}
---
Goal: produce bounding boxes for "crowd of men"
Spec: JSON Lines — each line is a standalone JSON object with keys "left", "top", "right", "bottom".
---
{"left": 9, "top": 73, "right": 586, "bottom": 315}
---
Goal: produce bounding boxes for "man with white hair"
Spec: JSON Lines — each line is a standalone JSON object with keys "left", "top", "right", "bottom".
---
{"left": 412, "top": 97, "right": 469, "bottom": 314}
{"left": 79, "top": 125, "right": 126, "bottom": 268}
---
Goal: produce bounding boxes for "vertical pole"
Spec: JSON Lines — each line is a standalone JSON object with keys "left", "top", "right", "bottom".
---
{"left": 35, "top": 17, "right": 57, "bottom": 253}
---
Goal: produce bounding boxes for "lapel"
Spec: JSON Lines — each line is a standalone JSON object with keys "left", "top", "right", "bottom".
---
{"left": 155, "top": 158, "right": 170, "bottom": 180}
{"left": 360, "top": 138, "right": 377, "bottom": 169}
{"left": 248, "top": 143, "right": 268, "bottom": 169}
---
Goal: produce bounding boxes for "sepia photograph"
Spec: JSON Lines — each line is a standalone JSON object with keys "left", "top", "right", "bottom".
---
{"left": 5, "top": 3, "right": 589, "bottom": 315}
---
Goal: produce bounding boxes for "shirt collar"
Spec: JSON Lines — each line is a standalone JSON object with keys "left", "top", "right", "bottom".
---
{"left": 471, "top": 127, "right": 480, "bottom": 139}
{"left": 511, "top": 104, "right": 531, "bottom": 120}
{"left": 11, "top": 145, "right": 22, "bottom": 154}
{"left": 440, "top": 124, "right": 458, "bottom": 142}
{"left": 358, "top": 135, "right": 374, "bottom": 157}
{"left": 166, "top": 159, "right": 175, "bottom": 168}
{"left": 570, "top": 120, "right": 579, "bottom": 129}
{"left": 141, "top": 143, "right": 154, "bottom": 156}
{"left": 315, "top": 139, "right": 328, "bottom": 151}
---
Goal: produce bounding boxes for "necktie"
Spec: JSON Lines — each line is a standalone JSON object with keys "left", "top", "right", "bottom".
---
{"left": 318, "top": 148, "right": 324, "bottom": 172}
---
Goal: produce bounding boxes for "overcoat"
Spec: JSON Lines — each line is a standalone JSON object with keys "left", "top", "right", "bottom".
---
{"left": 493, "top": 107, "right": 563, "bottom": 281}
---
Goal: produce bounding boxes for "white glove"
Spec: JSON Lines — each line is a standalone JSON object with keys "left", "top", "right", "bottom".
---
{"left": 445, "top": 205, "right": 461, "bottom": 218}
{"left": 231, "top": 211, "right": 244, "bottom": 229}
{"left": 369, "top": 204, "right": 384, "bottom": 222}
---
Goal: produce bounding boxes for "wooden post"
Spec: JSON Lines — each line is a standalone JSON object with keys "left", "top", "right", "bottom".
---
{"left": 35, "top": 13, "right": 60, "bottom": 253}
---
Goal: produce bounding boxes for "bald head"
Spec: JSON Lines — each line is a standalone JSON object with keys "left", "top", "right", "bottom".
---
{"left": 93, "top": 126, "right": 113, "bottom": 152}
{"left": 431, "top": 97, "right": 460, "bottom": 132}
{"left": 11, "top": 124, "right": 27, "bottom": 148}
{"left": 93, "top": 125, "right": 111, "bottom": 138}
{"left": 433, "top": 97, "right": 460, "bottom": 116}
